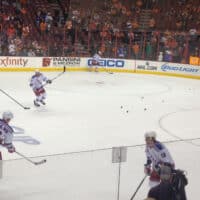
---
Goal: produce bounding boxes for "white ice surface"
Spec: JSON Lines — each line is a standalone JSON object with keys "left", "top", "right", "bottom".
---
{"left": 0, "top": 72, "right": 200, "bottom": 200}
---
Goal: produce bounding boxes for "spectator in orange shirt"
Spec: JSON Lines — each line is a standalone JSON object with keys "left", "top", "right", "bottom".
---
{"left": 7, "top": 25, "right": 16, "bottom": 39}
{"left": 132, "top": 42, "right": 140, "bottom": 59}
{"left": 21, "top": 7, "right": 27, "bottom": 15}
{"left": 40, "top": 20, "right": 47, "bottom": 35}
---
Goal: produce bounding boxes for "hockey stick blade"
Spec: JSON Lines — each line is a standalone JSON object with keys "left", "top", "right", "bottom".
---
{"left": 34, "top": 159, "right": 47, "bottom": 165}
{"left": 15, "top": 151, "right": 47, "bottom": 166}
{"left": 24, "top": 107, "right": 30, "bottom": 110}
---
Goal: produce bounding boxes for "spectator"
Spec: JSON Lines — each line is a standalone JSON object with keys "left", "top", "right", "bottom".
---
{"left": 45, "top": 12, "right": 53, "bottom": 33}
{"left": 18, "top": 48, "right": 27, "bottom": 56}
{"left": 22, "top": 24, "right": 30, "bottom": 38}
{"left": 117, "top": 44, "right": 127, "bottom": 58}
{"left": 0, "top": 0, "right": 199, "bottom": 61}
{"left": 7, "top": 24, "right": 16, "bottom": 39}
{"left": 132, "top": 42, "right": 140, "bottom": 59}
{"left": 147, "top": 165, "right": 176, "bottom": 200}
{"left": 157, "top": 52, "right": 163, "bottom": 61}
{"left": 40, "top": 20, "right": 47, "bottom": 36}
{"left": 8, "top": 40, "right": 16, "bottom": 56}
{"left": 163, "top": 50, "right": 173, "bottom": 62}
{"left": 27, "top": 48, "right": 36, "bottom": 57}
{"left": 145, "top": 42, "right": 153, "bottom": 60}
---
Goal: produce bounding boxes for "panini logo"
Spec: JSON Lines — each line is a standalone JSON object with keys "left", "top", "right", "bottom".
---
{"left": 53, "top": 57, "right": 80, "bottom": 66}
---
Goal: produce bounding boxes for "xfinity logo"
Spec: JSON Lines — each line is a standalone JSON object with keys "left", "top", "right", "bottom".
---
{"left": 88, "top": 59, "right": 124, "bottom": 67}
{"left": 0, "top": 57, "right": 28, "bottom": 67}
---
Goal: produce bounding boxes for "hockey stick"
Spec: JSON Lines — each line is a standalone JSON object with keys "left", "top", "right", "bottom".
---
{"left": 102, "top": 67, "right": 113, "bottom": 74}
{"left": 0, "top": 89, "right": 30, "bottom": 110}
{"left": 130, "top": 175, "right": 147, "bottom": 200}
{"left": 43, "top": 66, "right": 66, "bottom": 87}
{"left": 15, "top": 151, "right": 47, "bottom": 165}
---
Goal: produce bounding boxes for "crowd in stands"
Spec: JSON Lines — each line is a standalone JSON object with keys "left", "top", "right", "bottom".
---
{"left": 0, "top": 0, "right": 199, "bottom": 64}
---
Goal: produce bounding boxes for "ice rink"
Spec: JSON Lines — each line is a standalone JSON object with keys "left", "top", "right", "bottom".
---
{"left": 0, "top": 71, "right": 200, "bottom": 200}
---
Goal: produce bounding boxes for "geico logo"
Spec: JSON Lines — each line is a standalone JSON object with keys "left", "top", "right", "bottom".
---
{"left": 88, "top": 59, "right": 124, "bottom": 67}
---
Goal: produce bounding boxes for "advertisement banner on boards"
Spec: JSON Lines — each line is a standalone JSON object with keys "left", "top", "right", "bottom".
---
{"left": 42, "top": 57, "right": 81, "bottom": 67}
{"left": 84, "top": 57, "right": 135, "bottom": 70}
{"left": 136, "top": 61, "right": 158, "bottom": 71}
{"left": 136, "top": 60, "right": 200, "bottom": 76}
{"left": 159, "top": 62, "right": 200, "bottom": 75}
{"left": 0, "top": 57, "right": 41, "bottom": 68}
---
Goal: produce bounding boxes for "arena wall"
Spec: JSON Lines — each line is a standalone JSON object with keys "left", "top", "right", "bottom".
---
{"left": 0, "top": 56, "right": 199, "bottom": 79}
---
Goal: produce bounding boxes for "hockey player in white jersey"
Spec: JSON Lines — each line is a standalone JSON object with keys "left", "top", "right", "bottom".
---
{"left": 30, "top": 69, "right": 52, "bottom": 107}
{"left": 0, "top": 111, "right": 16, "bottom": 177}
{"left": 0, "top": 111, "right": 15, "bottom": 153}
{"left": 90, "top": 51, "right": 102, "bottom": 72}
{"left": 144, "top": 131, "right": 175, "bottom": 188}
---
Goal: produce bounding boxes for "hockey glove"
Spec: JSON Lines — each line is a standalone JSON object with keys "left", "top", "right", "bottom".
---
{"left": 8, "top": 146, "right": 15, "bottom": 153}
{"left": 7, "top": 144, "right": 15, "bottom": 153}
{"left": 154, "top": 164, "right": 161, "bottom": 174}
{"left": 0, "top": 132, "right": 4, "bottom": 144}
{"left": 46, "top": 80, "right": 52, "bottom": 84}
{"left": 144, "top": 164, "right": 151, "bottom": 176}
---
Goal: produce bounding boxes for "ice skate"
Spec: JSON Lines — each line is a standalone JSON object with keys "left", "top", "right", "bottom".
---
{"left": 34, "top": 100, "right": 40, "bottom": 107}
{"left": 40, "top": 100, "right": 46, "bottom": 105}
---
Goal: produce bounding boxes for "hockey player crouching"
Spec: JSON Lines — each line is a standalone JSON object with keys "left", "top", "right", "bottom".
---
{"left": 144, "top": 131, "right": 175, "bottom": 188}
{"left": 30, "top": 69, "right": 52, "bottom": 107}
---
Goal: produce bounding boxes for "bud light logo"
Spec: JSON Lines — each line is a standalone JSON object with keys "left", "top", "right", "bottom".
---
{"left": 161, "top": 64, "right": 199, "bottom": 73}
{"left": 88, "top": 59, "right": 124, "bottom": 68}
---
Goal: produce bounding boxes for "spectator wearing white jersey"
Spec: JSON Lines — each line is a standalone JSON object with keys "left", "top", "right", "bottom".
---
{"left": 8, "top": 40, "right": 16, "bottom": 56}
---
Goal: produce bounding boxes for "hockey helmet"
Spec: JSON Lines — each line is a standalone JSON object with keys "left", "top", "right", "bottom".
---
{"left": 144, "top": 131, "right": 156, "bottom": 139}
{"left": 35, "top": 68, "right": 41, "bottom": 74}
{"left": 2, "top": 111, "right": 14, "bottom": 121}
